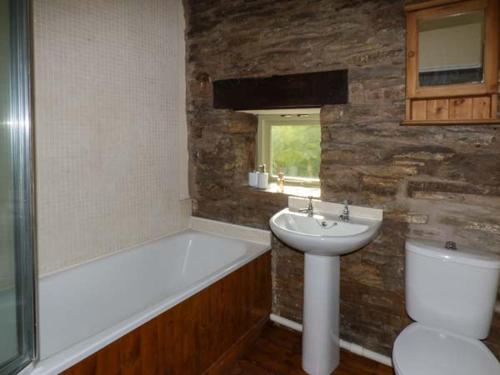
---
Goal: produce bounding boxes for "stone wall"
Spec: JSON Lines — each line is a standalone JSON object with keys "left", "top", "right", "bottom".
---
{"left": 184, "top": 0, "right": 500, "bottom": 357}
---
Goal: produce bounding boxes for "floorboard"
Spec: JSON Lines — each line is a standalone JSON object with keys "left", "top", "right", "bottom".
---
{"left": 228, "top": 323, "right": 394, "bottom": 375}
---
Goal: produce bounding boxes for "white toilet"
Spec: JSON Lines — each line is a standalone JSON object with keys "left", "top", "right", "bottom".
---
{"left": 393, "top": 239, "right": 500, "bottom": 375}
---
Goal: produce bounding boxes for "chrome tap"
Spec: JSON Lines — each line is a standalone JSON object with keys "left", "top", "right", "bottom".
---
{"left": 299, "top": 196, "right": 314, "bottom": 217}
{"left": 339, "top": 200, "right": 350, "bottom": 222}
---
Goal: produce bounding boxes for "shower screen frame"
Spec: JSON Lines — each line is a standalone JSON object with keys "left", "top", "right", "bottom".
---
{"left": 0, "top": 0, "right": 37, "bottom": 373}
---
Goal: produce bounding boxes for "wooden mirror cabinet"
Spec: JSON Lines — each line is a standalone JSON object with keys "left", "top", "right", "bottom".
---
{"left": 403, "top": 0, "right": 499, "bottom": 125}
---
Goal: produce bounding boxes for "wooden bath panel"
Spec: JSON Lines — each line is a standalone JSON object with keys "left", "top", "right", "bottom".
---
{"left": 62, "top": 252, "right": 272, "bottom": 375}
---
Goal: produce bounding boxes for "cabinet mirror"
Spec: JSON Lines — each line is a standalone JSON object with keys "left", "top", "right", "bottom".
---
{"left": 418, "top": 10, "right": 485, "bottom": 87}
{"left": 404, "top": 0, "right": 499, "bottom": 125}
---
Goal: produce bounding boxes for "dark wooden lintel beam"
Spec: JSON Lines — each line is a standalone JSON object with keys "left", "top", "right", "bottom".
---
{"left": 213, "top": 70, "right": 348, "bottom": 110}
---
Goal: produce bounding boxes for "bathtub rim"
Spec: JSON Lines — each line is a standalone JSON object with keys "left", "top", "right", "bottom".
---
{"left": 31, "top": 219, "right": 271, "bottom": 375}
{"left": 38, "top": 216, "right": 271, "bottom": 281}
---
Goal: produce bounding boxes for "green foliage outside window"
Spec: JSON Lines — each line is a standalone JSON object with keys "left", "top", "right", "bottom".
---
{"left": 271, "top": 124, "right": 320, "bottom": 179}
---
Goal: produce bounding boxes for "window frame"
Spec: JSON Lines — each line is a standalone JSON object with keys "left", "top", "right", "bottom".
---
{"left": 256, "top": 114, "right": 321, "bottom": 187}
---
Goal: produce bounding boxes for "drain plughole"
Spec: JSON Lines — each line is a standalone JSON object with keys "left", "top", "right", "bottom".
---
{"left": 315, "top": 219, "right": 338, "bottom": 229}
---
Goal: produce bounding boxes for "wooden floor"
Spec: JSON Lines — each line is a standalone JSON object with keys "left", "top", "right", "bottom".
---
{"left": 229, "top": 323, "right": 394, "bottom": 375}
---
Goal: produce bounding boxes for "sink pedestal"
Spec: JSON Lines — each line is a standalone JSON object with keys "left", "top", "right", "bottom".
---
{"left": 269, "top": 198, "right": 383, "bottom": 375}
{"left": 303, "top": 253, "right": 340, "bottom": 375}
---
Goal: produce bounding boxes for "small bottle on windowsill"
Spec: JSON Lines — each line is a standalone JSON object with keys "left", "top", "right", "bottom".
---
{"left": 278, "top": 170, "right": 285, "bottom": 193}
{"left": 248, "top": 170, "right": 258, "bottom": 187}
{"left": 257, "top": 164, "right": 269, "bottom": 189}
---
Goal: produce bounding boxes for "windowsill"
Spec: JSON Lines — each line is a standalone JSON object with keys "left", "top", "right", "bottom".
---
{"left": 269, "top": 176, "right": 320, "bottom": 187}
{"left": 248, "top": 183, "right": 320, "bottom": 198}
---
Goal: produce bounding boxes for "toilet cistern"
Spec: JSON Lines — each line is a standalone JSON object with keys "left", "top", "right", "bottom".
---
{"left": 392, "top": 238, "right": 500, "bottom": 375}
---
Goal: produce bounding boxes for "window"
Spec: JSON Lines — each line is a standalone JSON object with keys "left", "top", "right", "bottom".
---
{"left": 257, "top": 113, "right": 321, "bottom": 186}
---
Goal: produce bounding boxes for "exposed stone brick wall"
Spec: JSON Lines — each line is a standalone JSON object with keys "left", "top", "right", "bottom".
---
{"left": 184, "top": 0, "right": 500, "bottom": 357}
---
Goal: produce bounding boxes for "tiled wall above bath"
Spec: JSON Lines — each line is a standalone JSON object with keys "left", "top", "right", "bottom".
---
{"left": 33, "top": 0, "right": 191, "bottom": 275}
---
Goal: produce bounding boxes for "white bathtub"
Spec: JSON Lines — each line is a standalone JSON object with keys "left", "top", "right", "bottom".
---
{"left": 29, "top": 218, "right": 271, "bottom": 375}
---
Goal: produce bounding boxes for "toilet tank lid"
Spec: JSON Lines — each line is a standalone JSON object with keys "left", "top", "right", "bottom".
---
{"left": 406, "top": 239, "right": 500, "bottom": 269}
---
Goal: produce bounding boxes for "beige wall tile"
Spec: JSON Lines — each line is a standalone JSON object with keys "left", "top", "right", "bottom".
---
{"left": 33, "top": 0, "right": 190, "bottom": 275}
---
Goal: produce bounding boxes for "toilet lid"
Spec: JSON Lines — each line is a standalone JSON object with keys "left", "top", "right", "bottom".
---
{"left": 393, "top": 323, "right": 500, "bottom": 375}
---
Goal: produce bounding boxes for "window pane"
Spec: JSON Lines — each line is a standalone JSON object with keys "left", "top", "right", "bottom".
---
{"left": 271, "top": 124, "right": 320, "bottom": 179}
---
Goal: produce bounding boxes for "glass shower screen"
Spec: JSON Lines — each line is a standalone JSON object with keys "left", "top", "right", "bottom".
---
{"left": 0, "top": 0, "right": 36, "bottom": 374}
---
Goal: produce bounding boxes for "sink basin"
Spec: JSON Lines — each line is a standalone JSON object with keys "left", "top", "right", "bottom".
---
{"left": 270, "top": 208, "right": 382, "bottom": 256}
{"left": 269, "top": 198, "right": 383, "bottom": 375}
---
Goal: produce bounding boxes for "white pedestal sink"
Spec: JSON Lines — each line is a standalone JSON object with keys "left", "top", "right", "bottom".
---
{"left": 270, "top": 197, "right": 383, "bottom": 375}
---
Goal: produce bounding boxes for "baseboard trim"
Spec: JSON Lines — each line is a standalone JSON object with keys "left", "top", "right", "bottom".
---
{"left": 269, "top": 314, "right": 393, "bottom": 367}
